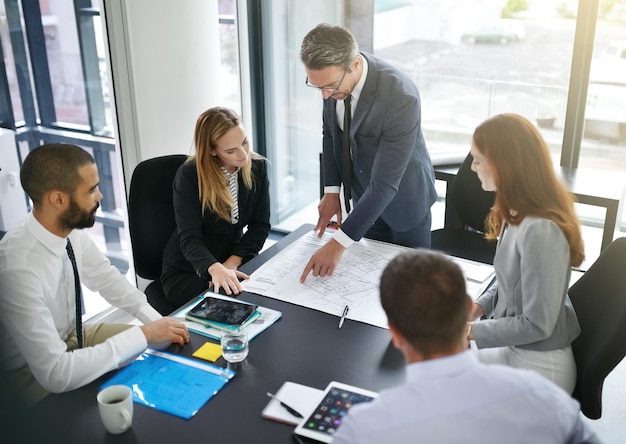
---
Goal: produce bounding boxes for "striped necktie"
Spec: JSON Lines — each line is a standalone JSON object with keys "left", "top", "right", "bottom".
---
{"left": 227, "top": 170, "right": 239, "bottom": 224}
{"left": 66, "top": 238, "right": 83, "bottom": 348}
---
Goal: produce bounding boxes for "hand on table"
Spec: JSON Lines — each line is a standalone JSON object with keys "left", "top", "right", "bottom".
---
{"left": 300, "top": 239, "right": 346, "bottom": 283}
{"left": 208, "top": 262, "right": 249, "bottom": 296}
{"left": 140, "top": 317, "right": 189, "bottom": 346}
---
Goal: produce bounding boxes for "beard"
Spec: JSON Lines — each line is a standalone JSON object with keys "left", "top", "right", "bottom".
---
{"left": 59, "top": 199, "right": 99, "bottom": 230}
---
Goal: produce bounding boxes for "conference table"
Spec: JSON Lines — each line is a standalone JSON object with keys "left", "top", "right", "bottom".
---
{"left": 31, "top": 225, "right": 408, "bottom": 443}
{"left": 435, "top": 164, "right": 626, "bottom": 252}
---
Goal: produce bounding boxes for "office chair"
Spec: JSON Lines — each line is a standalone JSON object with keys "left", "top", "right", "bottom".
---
{"left": 128, "top": 154, "right": 188, "bottom": 315}
{"left": 568, "top": 236, "right": 626, "bottom": 419}
{"left": 431, "top": 152, "right": 497, "bottom": 264}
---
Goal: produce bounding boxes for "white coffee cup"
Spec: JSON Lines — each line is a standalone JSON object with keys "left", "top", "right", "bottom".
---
{"left": 97, "top": 385, "right": 133, "bottom": 434}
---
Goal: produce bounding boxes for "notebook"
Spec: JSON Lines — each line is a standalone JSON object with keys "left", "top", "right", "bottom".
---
{"left": 261, "top": 381, "right": 324, "bottom": 426}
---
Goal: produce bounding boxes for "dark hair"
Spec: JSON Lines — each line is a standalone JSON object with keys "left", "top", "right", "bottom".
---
{"left": 380, "top": 250, "right": 468, "bottom": 357}
{"left": 20, "top": 143, "right": 95, "bottom": 206}
{"left": 300, "top": 23, "right": 359, "bottom": 70}
{"left": 473, "top": 113, "right": 584, "bottom": 267}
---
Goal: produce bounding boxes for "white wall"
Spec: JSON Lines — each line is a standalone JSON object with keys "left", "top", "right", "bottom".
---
{"left": 103, "top": 0, "right": 222, "bottom": 193}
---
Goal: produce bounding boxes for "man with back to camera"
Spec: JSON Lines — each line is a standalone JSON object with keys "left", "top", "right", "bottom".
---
{"left": 299, "top": 23, "right": 437, "bottom": 283}
{"left": 0, "top": 144, "right": 189, "bottom": 404}
{"left": 332, "top": 249, "right": 598, "bottom": 444}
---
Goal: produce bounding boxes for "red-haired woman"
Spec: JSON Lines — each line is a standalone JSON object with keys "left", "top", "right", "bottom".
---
{"left": 467, "top": 113, "right": 584, "bottom": 393}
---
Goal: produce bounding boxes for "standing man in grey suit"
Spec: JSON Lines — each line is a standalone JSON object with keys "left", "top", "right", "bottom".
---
{"left": 300, "top": 23, "right": 437, "bottom": 282}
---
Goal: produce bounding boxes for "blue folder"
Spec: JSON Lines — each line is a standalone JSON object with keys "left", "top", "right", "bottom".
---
{"left": 100, "top": 348, "right": 235, "bottom": 420}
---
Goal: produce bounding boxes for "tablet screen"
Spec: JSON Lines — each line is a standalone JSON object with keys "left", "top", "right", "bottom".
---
{"left": 187, "top": 296, "right": 257, "bottom": 325}
{"left": 294, "top": 381, "right": 378, "bottom": 443}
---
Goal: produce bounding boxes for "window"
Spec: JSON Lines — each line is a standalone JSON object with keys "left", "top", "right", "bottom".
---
{"left": 1, "top": 1, "right": 249, "bottom": 318}
{"left": 582, "top": 7, "right": 626, "bottom": 162}
{"left": 251, "top": 0, "right": 625, "bottom": 266}
{"left": 250, "top": 0, "right": 344, "bottom": 228}
{"left": 372, "top": 1, "right": 581, "bottom": 243}
{"left": 218, "top": 0, "right": 242, "bottom": 113}
{"left": 374, "top": 1, "right": 575, "bottom": 163}
{"left": 1, "top": 0, "right": 123, "bottom": 318}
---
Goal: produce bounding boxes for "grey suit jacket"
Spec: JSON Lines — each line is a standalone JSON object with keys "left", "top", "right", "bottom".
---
{"left": 473, "top": 217, "right": 581, "bottom": 351}
{"left": 322, "top": 52, "right": 437, "bottom": 242}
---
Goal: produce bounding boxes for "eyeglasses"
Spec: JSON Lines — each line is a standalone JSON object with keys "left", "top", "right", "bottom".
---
{"left": 305, "top": 67, "right": 349, "bottom": 94}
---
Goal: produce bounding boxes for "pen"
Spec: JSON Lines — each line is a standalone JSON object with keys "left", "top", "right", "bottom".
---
{"left": 338, "top": 304, "right": 350, "bottom": 329}
{"left": 266, "top": 392, "right": 304, "bottom": 418}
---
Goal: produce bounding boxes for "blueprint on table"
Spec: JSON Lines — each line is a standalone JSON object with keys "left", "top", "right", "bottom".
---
{"left": 243, "top": 230, "right": 494, "bottom": 329}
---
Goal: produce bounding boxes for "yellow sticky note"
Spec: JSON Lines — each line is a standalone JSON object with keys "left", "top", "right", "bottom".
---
{"left": 192, "top": 342, "right": 222, "bottom": 362}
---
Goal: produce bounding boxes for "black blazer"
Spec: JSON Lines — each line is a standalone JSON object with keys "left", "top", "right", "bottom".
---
{"left": 161, "top": 158, "right": 270, "bottom": 281}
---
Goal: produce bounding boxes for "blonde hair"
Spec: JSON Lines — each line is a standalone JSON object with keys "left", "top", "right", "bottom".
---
{"left": 473, "top": 113, "right": 584, "bottom": 267}
{"left": 192, "top": 107, "right": 259, "bottom": 222}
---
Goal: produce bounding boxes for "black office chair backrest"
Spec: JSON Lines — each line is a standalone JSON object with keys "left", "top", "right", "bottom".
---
{"left": 431, "top": 152, "right": 497, "bottom": 264}
{"left": 128, "top": 154, "right": 188, "bottom": 281}
{"left": 568, "top": 236, "right": 626, "bottom": 419}
{"left": 448, "top": 152, "right": 495, "bottom": 233}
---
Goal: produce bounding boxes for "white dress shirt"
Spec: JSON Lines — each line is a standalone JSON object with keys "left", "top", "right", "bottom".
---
{"left": 325, "top": 56, "right": 369, "bottom": 248}
{"left": 332, "top": 350, "right": 597, "bottom": 444}
{"left": 0, "top": 213, "right": 161, "bottom": 393}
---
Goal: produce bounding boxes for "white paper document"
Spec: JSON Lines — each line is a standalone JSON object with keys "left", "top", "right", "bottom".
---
{"left": 243, "top": 229, "right": 495, "bottom": 329}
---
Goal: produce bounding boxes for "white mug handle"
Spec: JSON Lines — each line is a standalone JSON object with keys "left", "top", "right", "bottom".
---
{"left": 119, "top": 409, "right": 132, "bottom": 429}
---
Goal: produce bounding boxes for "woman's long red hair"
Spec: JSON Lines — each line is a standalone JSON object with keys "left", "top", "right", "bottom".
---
{"left": 473, "top": 113, "right": 584, "bottom": 267}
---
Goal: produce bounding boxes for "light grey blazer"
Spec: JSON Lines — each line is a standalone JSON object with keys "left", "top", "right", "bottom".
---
{"left": 473, "top": 216, "right": 581, "bottom": 351}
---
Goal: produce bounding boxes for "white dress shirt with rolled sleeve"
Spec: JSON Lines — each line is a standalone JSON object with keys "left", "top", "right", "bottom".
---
{"left": 0, "top": 213, "right": 161, "bottom": 393}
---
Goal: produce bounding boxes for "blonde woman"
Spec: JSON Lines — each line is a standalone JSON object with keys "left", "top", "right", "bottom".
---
{"left": 161, "top": 107, "right": 270, "bottom": 308}
{"left": 467, "top": 113, "right": 584, "bottom": 393}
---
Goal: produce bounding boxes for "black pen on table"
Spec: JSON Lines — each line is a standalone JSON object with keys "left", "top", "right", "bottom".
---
{"left": 266, "top": 392, "right": 304, "bottom": 418}
{"left": 338, "top": 304, "right": 350, "bottom": 329}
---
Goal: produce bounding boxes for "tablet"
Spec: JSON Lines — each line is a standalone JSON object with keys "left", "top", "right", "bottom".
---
{"left": 186, "top": 296, "right": 258, "bottom": 325}
{"left": 294, "top": 381, "right": 378, "bottom": 443}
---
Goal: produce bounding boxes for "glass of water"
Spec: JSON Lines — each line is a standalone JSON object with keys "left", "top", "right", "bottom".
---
{"left": 220, "top": 331, "right": 249, "bottom": 363}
